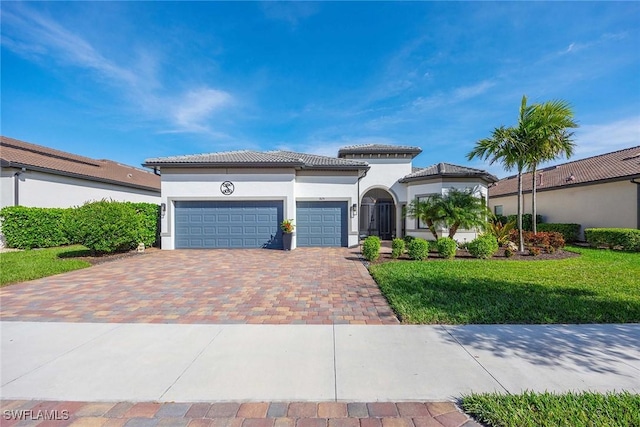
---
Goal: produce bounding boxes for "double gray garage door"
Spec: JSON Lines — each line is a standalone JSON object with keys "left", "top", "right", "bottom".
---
{"left": 175, "top": 200, "right": 347, "bottom": 249}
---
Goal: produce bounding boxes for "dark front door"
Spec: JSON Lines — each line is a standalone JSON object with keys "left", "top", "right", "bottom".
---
{"left": 376, "top": 203, "right": 394, "bottom": 240}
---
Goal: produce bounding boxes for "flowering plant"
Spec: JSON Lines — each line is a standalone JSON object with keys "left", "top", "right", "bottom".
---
{"left": 280, "top": 219, "right": 295, "bottom": 233}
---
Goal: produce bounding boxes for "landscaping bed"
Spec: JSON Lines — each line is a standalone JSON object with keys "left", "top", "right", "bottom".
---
{"left": 372, "top": 247, "right": 579, "bottom": 263}
{"left": 369, "top": 246, "right": 640, "bottom": 324}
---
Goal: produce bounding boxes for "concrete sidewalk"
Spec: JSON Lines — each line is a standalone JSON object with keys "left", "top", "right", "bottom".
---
{"left": 1, "top": 322, "right": 638, "bottom": 402}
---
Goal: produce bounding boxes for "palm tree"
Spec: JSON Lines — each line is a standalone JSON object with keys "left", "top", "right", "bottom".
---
{"left": 438, "top": 188, "right": 489, "bottom": 238}
{"left": 524, "top": 100, "right": 578, "bottom": 233}
{"left": 467, "top": 100, "right": 530, "bottom": 252}
{"left": 405, "top": 194, "right": 443, "bottom": 240}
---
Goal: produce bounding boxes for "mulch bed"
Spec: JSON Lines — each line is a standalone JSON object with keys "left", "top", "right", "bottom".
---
{"left": 75, "top": 247, "right": 160, "bottom": 265}
{"left": 372, "top": 248, "right": 580, "bottom": 264}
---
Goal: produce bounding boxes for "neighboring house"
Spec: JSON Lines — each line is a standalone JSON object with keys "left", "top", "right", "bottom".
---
{"left": 0, "top": 136, "right": 161, "bottom": 209}
{"left": 488, "top": 146, "right": 640, "bottom": 239}
{"left": 143, "top": 144, "right": 497, "bottom": 250}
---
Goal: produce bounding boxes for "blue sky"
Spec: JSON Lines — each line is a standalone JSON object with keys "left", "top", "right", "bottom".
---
{"left": 2, "top": 1, "right": 639, "bottom": 177}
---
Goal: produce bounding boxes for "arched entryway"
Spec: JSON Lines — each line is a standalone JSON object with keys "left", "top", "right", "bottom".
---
{"left": 360, "top": 188, "right": 396, "bottom": 240}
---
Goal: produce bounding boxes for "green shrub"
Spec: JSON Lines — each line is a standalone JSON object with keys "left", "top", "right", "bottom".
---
{"left": 391, "top": 238, "right": 405, "bottom": 259}
{"left": 585, "top": 228, "right": 640, "bottom": 252}
{"left": 504, "top": 247, "right": 514, "bottom": 258}
{"left": 403, "top": 235, "right": 416, "bottom": 245}
{"left": 487, "top": 219, "right": 516, "bottom": 246}
{"left": 467, "top": 234, "right": 499, "bottom": 259}
{"left": 537, "top": 223, "right": 581, "bottom": 243}
{"left": 507, "top": 214, "right": 543, "bottom": 231}
{"left": 362, "top": 235, "right": 381, "bottom": 261}
{"left": 436, "top": 237, "right": 457, "bottom": 259}
{"left": 0, "top": 206, "right": 71, "bottom": 249}
{"left": 509, "top": 230, "right": 565, "bottom": 250}
{"left": 407, "top": 238, "right": 430, "bottom": 260}
{"left": 127, "top": 202, "right": 160, "bottom": 247}
{"left": 68, "top": 200, "right": 142, "bottom": 254}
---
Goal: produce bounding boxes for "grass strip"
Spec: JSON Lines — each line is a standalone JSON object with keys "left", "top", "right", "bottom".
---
{"left": 461, "top": 391, "right": 640, "bottom": 427}
{"left": 0, "top": 245, "right": 91, "bottom": 286}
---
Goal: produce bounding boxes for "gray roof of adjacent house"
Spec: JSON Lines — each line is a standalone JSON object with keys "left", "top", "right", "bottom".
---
{"left": 1, "top": 136, "right": 160, "bottom": 192}
{"left": 338, "top": 144, "right": 422, "bottom": 158}
{"left": 143, "top": 150, "right": 369, "bottom": 171}
{"left": 489, "top": 146, "right": 640, "bottom": 198}
{"left": 399, "top": 162, "right": 499, "bottom": 183}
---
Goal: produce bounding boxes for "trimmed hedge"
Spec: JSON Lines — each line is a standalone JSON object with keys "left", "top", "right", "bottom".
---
{"left": 65, "top": 200, "right": 142, "bottom": 254}
{"left": 507, "top": 214, "right": 543, "bottom": 231}
{"left": 128, "top": 202, "right": 160, "bottom": 247}
{"left": 537, "top": 223, "right": 581, "bottom": 243}
{"left": 468, "top": 234, "right": 499, "bottom": 259}
{"left": 0, "top": 206, "right": 71, "bottom": 249}
{"left": 436, "top": 237, "right": 457, "bottom": 259}
{"left": 0, "top": 201, "right": 160, "bottom": 252}
{"left": 391, "top": 238, "right": 405, "bottom": 259}
{"left": 362, "top": 235, "right": 381, "bottom": 261}
{"left": 585, "top": 228, "right": 640, "bottom": 252}
{"left": 407, "top": 238, "right": 430, "bottom": 260}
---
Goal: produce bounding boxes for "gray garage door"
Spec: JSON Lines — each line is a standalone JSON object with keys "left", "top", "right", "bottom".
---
{"left": 296, "top": 201, "right": 348, "bottom": 247}
{"left": 175, "top": 201, "right": 283, "bottom": 249}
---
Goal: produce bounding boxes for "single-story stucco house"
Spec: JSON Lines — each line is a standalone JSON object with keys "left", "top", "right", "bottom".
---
{"left": 143, "top": 144, "right": 497, "bottom": 250}
{"left": 488, "top": 145, "right": 640, "bottom": 239}
{"left": 0, "top": 136, "right": 161, "bottom": 209}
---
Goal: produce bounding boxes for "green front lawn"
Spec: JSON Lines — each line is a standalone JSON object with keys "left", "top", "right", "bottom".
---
{"left": 369, "top": 246, "right": 640, "bottom": 324}
{"left": 0, "top": 245, "right": 91, "bottom": 287}
{"left": 461, "top": 391, "right": 640, "bottom": 427}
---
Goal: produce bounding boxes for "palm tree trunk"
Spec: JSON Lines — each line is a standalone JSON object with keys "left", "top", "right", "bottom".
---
{"left": 531, "top": 165, "right": 537, "bottom": 234}
{"left": 426, "top": 220, "right": 439, "bottom": 240}
{"left": 517, "top": 170, "right": 524, "bottom": 252}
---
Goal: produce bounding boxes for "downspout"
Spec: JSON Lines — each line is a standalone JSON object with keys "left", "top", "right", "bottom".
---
{"left": 13, "top": 167, "right": 26, "bottom": 206}
{"left": 632, "top": 178, "right": 640, "bottom": 229}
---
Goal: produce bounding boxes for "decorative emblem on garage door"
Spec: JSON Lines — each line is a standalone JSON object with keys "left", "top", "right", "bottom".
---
{"left": 220, "top": 181, "right": 235, "bottom": 195}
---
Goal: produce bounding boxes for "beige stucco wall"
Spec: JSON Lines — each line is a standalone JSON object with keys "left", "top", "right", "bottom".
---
{"left": 489, "top": 180, "right": 639, "bottom": 239}
{"left": 405, "top": 178, "right": 490, "bottom": 243}
{"left": 0, "top": 167, "right": 159, "bottom": 209}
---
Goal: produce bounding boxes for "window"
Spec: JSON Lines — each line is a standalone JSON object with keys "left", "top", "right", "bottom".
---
{"left": 494, "top": 205, "right": 503, "bottom": 216}
{"left": 416, "top": 194, "right": 438, "bottom": 229}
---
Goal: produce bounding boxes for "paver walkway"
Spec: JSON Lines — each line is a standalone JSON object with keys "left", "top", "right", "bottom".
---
{"left": 0, "top": 401, "right": 480, "bottom": 427}
{"left": 0, "top": 248, "right": 398, "bottom": 325}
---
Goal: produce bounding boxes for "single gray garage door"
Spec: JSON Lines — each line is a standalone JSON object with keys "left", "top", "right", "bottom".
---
{"left": 175, "top": 201, "right": 283, "bottom": 249}
{"left": 296, "top": 201, "right": 348, "bottom": 247}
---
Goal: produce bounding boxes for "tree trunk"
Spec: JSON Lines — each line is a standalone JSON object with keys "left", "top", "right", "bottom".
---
{"left": 426, "top": 220, "right": 439, "bottom": 240}
{"left": 517, "top": 171, "right": 524, "bottom": 252}
{"left": 531, "top": 165, "right": 538, "bottom": 234}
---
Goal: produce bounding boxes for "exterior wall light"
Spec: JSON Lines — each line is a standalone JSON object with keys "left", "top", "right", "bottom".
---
{"left": 351, "top": 203, "right": 358, "bottom": 217}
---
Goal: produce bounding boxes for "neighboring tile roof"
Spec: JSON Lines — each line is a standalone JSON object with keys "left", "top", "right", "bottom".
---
{"left": 489, "top": 146, "right": 640, "bottom": 198}
{"left": 144, "top": 150, "right": 369, "bottom": 170}
{"left": 0, "top": 136, "right": 160, "bottom": 192}
{"left": 337, "top": 144, "right": 422, "bottom": 158}
{"left": 399, "top": 162, "right": 498, "bottom": 183}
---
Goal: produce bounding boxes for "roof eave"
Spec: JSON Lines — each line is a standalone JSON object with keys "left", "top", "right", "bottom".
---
{"left": 489, "top": 173, "right": 640, "bottom": 198}
{"left": 2, "top": 161, "right": 160, "bottom": 193}
{"left": 142, "top": 161, "right": 304, "bottom": 168}
{"left": 399, "top": 172, "right": 498, "bottom": 184}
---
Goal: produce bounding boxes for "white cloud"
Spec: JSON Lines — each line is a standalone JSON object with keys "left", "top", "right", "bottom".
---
{"left": 170, "top": 88, "right": 233, "bottom": 133}
{"left": 1, "top": 4, "right": 235, "bottom": 137}
{"left": 261, "top": 2, "right": 318, "bottom": 26}
{"left": 573, "top": 116, "right": 640, "bottom": 157}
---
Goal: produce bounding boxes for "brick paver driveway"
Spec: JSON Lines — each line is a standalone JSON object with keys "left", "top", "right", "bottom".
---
{"left": 0, "top": 248, "right": 398, "bottom": 324}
